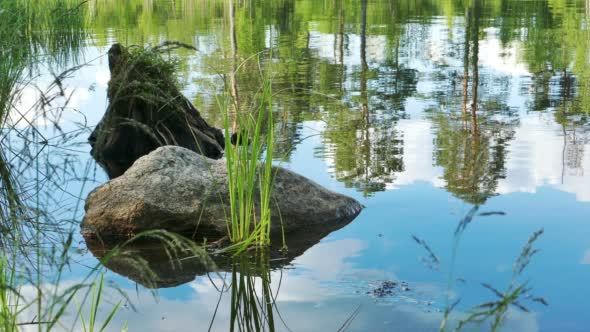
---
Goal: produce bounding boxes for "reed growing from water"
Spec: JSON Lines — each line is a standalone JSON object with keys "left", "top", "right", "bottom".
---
{"left": 222, "top": 74, "right": 275, "bottom": 251}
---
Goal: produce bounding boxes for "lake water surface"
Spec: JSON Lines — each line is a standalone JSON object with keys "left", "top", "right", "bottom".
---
{"left": 12, "top": 0, "right": 590, "bottom": 331}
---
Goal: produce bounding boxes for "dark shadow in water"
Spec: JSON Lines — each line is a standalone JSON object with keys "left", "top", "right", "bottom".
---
{"left": 83, "top": 212, "right": 357, "bottom": 289}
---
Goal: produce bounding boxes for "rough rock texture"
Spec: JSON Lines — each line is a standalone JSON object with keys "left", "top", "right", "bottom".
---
{"left": 82, "top": 146, "right": 363, "bottom": 238}
{"left": 89, "top": 44, "right": 225, "bottom": 178}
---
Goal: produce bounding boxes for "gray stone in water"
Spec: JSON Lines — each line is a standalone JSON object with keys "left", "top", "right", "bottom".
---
{"left": 82, "top": 146, "right": 363, "bottom": 237}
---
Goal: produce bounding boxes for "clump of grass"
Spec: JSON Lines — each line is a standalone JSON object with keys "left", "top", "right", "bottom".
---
{"left": 221, "top": 73, "right": 275, "bottom": 251}
{"left": 0, "top": 152, "right": 27, "bottom": 247}
{"left": 0, "top": 1, "right": 91, "bottom": 330}
{"left": 103, "top": 44, "right": 187, "bottom": 149}
{"left": 0, "top": 233, "right": 116, "bottom": 331}
{"left": 0, "top": 1, "right": 141, "bottom": 331}
{"left": 0, "top": 256, "right": 19, "bottom": 331}
{"left": 107, "top": 44, "right": 181, "bottom": 113}
{"left": 1, "top": 230, "right": 214, "bottom": 331}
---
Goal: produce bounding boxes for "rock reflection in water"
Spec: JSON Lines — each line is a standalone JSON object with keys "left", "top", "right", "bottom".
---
{"left": 83, "top": 213, "right": 356, "bottom": 289}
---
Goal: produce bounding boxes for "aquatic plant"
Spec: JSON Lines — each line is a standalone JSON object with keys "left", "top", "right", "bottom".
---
{"left": 221, "top": 68, "right": 276, "bottom": 251}
{"left": 0, "top": 233, "right": 117, "bottom": 331}
{"left": 0, "top": 227, "right": 216, "bottom": 330}
{"left": 0, "top": 0, "right": 86, "bottom": 120}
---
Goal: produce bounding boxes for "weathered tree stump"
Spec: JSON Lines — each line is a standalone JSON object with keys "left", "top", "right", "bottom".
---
{"left": 89, "top": 44, "right": 225, "bottom": 178}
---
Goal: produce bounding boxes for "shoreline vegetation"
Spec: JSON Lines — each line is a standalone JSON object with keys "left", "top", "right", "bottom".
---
{"left": 221, "top": 59, "right": 277, "bottom": 253}
{"left": 0, "top": 1, "right": 151, "bottom": 329}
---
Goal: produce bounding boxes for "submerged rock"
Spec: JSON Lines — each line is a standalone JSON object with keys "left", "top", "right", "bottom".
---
{"left": 82, "top": 146, "right": 363, "bottom": 238}
{"left": 89, "top": 44, "right": 225, "bottom": 178}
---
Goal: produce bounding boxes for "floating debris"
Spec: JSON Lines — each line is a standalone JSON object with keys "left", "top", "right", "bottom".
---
{"left": 367, "top": 280, "right": 398, "bottom": 298}
{"left": 365, "top": 280, "right": 445, "bottom": 314}
{"left": 478, "top": 211, "right": 507, "bottom": 217}
{"left": 367, "top": 280, "right": 413, "bottom": 298}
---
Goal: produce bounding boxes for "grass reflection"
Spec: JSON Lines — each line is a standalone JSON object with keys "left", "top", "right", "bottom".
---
{"left": 208, "top": 250, "right": 281, "bottom": 332}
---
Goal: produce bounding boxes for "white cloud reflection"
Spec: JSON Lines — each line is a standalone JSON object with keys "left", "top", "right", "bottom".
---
{"left": 19, "top": 238, "right": 539, "bottom": 332}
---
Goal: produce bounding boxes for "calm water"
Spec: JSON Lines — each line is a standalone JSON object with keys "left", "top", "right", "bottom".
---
{"left": 11, "top": 0, "right": 590, "bottom": 331}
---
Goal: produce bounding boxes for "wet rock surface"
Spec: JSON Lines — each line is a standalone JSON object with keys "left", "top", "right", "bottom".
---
{"left": 82, "top": 146, "right": 363, "bottom": 238}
